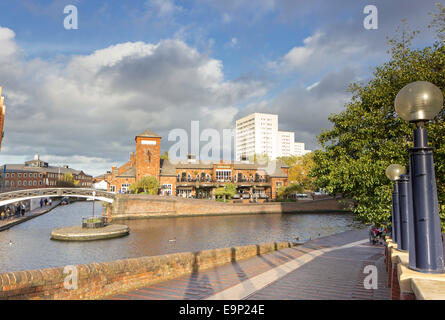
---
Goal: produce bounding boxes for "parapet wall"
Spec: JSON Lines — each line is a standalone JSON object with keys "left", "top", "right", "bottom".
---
{"left": 108, "top": 194, "right": 353, "bottom": 220}
{"left": 0, "top": 241, "right": 295, "bottom": 300}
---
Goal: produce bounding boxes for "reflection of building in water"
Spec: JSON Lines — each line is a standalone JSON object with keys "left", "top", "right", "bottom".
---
{"left": 0, "top": 86, "right": 5, "bottom": 151}
{"left": 106, "top": 129, "right": 290, "bottom": 200}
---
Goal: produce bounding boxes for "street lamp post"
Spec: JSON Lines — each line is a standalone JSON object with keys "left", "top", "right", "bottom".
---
{"left": 397, "top": 173, "right": 411, "bottom": 252}
{"left": 395, "top": 81, "right": 444, "bottom": 273}
{"left": 386, "top": 164, "right": 406, "bottom": 247}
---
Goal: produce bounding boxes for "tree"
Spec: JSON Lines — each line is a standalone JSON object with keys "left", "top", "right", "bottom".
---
{"left": 278, "top": 153, "right": 315, "bottom": 191}
{"left": 56, "top": 173, "right": 77, "bottom": 188}
{"left": 310, "top": 15, "right": 445, "bottom": 228}
{"left": 214, "top": 183, "right": 237, "bottom": 201}
{"left": 160, "top": 151, "right": 169, "bottom": 160}
{"left": 130, "top": 176, "right": 159, "bottom": 195}
{"left": 277, "top": 183, "right": 304, "bottom": 200}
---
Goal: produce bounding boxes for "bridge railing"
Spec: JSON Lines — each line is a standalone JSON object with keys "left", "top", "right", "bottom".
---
{"left": 0, "top": 188, "right": 115, "bottom": 202}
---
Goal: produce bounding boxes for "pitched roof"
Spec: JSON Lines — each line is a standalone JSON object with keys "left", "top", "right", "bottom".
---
{"left": 117, "top": 167, "right": 136, "bottom": 178}
{"left": 135, "top": 129, "right": 161, "bottom": 139}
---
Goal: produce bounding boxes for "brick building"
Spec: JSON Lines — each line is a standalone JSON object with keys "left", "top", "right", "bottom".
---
{"left": 106, "top": 129, "right": 290, "bottom": 200}
{"left": 0, "top": 154, "right": 93, "bottom": 192}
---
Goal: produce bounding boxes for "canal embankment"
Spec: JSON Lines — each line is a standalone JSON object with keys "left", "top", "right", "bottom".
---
{"left": 0, "top": 200, "right": 61, "bottom": 232}
{"left": 0, "top": 241, "right": 296, "bottom": 300}
{"left": 108, "top": 194, "right": 354, "bottom": 221}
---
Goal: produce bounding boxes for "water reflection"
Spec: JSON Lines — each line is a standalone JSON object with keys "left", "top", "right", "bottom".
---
{"left": 0, "top": 201, "right": 362, "bottom": 273}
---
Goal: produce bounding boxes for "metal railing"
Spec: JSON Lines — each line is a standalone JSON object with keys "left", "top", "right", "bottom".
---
{"left": 0, "top": 188, "right": 115, "bottom": 203}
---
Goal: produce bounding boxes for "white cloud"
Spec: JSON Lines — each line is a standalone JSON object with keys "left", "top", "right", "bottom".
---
{"left": 0, "top": 27, "right": 267, "bottom": 176}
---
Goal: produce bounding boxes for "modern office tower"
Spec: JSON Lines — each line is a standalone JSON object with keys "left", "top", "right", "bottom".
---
{"left": 277, "top": 131, "right": 295, "bottom": 157}
{"left": 294, "top": 142, "right": 312, "bottom": 156}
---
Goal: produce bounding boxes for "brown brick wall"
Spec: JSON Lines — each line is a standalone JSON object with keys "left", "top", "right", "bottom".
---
{"left": 0, "top": 241, "right": 295, "bottom": 300}
{"left": 135, "top": 136, "right": 161, "bottom": 181}
{"left": 108, "top": 195, "right": 351, "bottom": 220}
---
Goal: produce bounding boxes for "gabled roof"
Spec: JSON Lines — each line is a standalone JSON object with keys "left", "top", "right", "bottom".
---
{"left": 135, "top": 129, "right": 161, "bottom": 139}
{"left": 117, "top": 167, "right": 136, "bottom": 178}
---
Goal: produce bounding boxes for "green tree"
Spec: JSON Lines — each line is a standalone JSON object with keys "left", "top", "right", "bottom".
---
{"left": 277, "top": 183, "right": 304, "bottom": 200}
{"left": 160, "top": 151, "right": 169, "bottom": 160}
{"left": 278, "top": 153, "right": 315, "bottom": 191}
{"left": 130, "top": 176, "right": 159, "bottom": 195}
{"left": 214, "top": 183, "right": 237, "bottom": 201}
{"left": 310, "top": 16, "right": 445, "bottom": 228}
{"left": 56, "top": 173, "right": 77, "bottom": 188}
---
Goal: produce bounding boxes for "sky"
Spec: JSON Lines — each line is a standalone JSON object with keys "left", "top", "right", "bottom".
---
{"left": 0, "top": 0, "right": 442, "bottom": 176}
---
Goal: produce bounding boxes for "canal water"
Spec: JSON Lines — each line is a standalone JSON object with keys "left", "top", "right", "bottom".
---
{"left": 0, "top": 201, "right": 363, "bottom": 273}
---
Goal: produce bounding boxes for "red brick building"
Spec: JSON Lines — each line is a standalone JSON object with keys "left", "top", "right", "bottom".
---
{"left": 107, "top": 130, "right": 290, "bottom": 200}
{"left": 0, "top": 154, "right": 93, "bottom": 192}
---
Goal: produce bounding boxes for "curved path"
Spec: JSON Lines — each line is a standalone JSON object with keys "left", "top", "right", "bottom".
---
{"left": 107, "top": 229, "right": 389, "bottom": 300}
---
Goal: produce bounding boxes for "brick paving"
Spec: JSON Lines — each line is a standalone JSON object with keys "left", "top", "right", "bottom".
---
{"left": 108, "top": 229, "right": 390, "bottom": 300}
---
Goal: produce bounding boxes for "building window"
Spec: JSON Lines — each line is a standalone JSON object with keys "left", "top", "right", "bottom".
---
{"left": 39, "top": 181, "right": 42, "bottom": 185}
{"left": 18, "top": 181, "right": 22, "bottom": 186}
{"left": 11, "top": 173, "right": 15, "bottom": 178}
{"left": 5, "top": 181, "right": 9, "bottom": 186}
{"left": 33, "top": 181, "right": 37, "bottom": 186}
{"left": 18, "top": 173, "right": 22, "bottom": 178}
{"left": 5, "top": 173, "right": 9, "bottom": 178}
{"left": 24, "top": 173, "right": 27, "bottom": 178}
{"left": 110, "top": 185, "right": 116, "bottom": 192}
{"left": 23, "top": 181, "right": 26, "bottom": 186}
{"left": 39, "top": 173, "right": 42, "bottom": 178}
{"left": 10, "top": 181, "right": 14, "bottom": 187}
{"left": 216, "top": 170, "right": 232, "bottom": 182}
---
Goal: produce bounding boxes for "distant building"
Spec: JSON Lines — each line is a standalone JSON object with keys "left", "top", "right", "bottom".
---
{"left": 235, "top": 112, "right": 311, "bottom": 160}
{"left": 0, "top": 154, "right": 93, "bottom": 192}
{"left": 0, "top": 86, "right": 5, "bottom": 151}
{"left": 105, "top": 129, "right": 290, "bottom": 200}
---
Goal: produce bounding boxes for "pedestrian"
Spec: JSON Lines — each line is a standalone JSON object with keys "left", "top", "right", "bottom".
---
{"left": 0, "top": 210, "right": 5, "bottom": 220}
{"left": 21, "top": 203, "right": 25, "bottom": 216}
{"left": 44, "top": 199, "right": 48, "bottom": 206}
{"left": 48, "top": 198, "right": 52, "bottom": 206}
{"left": 40, "top": 198, "right": 43, "bottom": 208}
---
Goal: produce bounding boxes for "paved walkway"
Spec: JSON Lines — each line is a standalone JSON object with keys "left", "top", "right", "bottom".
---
{"left": 108, "top": 229, "right": 390, "bottom": 300}
{"left": 0, "top": 200, "right": 61, "bottom": 231}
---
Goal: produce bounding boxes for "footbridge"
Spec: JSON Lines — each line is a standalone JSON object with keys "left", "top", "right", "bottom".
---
{"left": 0, "top": 188, "right": 115, "bottom": 207}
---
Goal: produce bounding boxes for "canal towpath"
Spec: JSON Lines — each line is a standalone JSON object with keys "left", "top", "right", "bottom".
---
{"left": 0, "top": 200, "right": 61, "bottom": 232}
{"left": 108, "top": 228, "right": 390, "bottom": 300}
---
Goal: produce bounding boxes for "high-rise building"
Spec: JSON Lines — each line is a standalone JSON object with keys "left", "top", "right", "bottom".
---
{"left": 235, "top": 113, "right": 311, "bottom": 160}
{"left": 235, "top": 113, "right": 278, "bottom": 160}
{"left": 0, "top": 86, "right": 5, "bottom": 151}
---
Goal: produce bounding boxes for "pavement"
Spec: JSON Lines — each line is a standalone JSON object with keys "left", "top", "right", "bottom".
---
{"left": 107, "top": 229, "right": 390, "bottom": 300}
{"left": 0, "top": 200, "right": 61, "bottom": 231}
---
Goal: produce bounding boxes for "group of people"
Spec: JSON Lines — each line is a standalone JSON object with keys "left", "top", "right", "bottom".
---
{"left": 0, "top": 203, "right": 26, "bottom": 221}
{"left": 369, "top": 225, "right": 388, "bottom": 245}
{"left": 40, "top": 198, "right": 52, "bottom": 207}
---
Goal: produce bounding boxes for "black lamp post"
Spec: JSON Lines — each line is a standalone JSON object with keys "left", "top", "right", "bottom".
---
{"left": 397, "top": 173, "right": 411, "bottom": 252}
{"left": 386, "top": 164, "right": 406, "bottom": 246}
{"left": 395, "top": 81, "right": 444, "bottom": 273}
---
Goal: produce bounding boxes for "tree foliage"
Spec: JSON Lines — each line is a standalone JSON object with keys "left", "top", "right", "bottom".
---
{"left": 214, "top": 183, "right": 237, "bottom": 201}
{"left": 56, "top": 173, "right": 78, "bottom": 188}
{"left": 277, "top": 183, "right": 305, "bottom": 200}
{"left": 130, "top": 176, "right": 159, "bottom": 195}
{"left": 310, "top": 14, "right": 445, "bottom": 228}
{"left": 278, "top": 153, "right": 315, "bottom": 191}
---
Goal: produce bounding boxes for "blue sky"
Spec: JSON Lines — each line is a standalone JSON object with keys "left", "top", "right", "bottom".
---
{"left": 0, "top": 0, "right": 442, "bottom": 175}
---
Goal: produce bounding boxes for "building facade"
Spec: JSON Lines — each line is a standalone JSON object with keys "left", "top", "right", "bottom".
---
{"left": 0, "top": 86, "right": 5, "bottom": 152}
{"left": 235, "top": 112, "right": 311, "bottom": 160}
{"left": 0, "top": 154, "right": 93, "bottom": 192}
{"left": 106, "top": 130, "right": 290, "bottom": 200}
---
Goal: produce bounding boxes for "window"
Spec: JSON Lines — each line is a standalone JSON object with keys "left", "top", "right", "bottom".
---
{"left": 5, "top": 181, "right": 8, "bottom": 186}
{"left": 110, "top": 185, "right": 116, "bottom": 192}
{"left": 11, "top": 173, "right": 15, "bottom": 178}
{"left": 5, "top": 173, "right": 9, "bottom": 178}
{"left": 24, "top": 173, "right": 27, "bottom": 178}
{"left": 39, "top": 173, "right": 42, "bottom": 178}
{"left": 39, "top": 181, "right": 42, "bottom": 185}
{"left": 10, "top": 181, "right": 14, "bottom": 187}
{"left": 216, "top": 170, "right": 232, "bottom": 181}
{"left": 33, "top": 181, "right": 37, "bottom": 186}
{"left": 18, "top": 181, "right": 22, "bottom": 186}
{"left": 121, "top": 184, "right": 130, "bottom": 193}
{"left": 18, "top": 173, "right": 22, "bottom": 178}
{"left": 23, "top": 181, "right": 26, "bottom": 186}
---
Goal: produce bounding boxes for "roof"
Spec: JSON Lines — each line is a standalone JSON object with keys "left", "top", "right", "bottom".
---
{"left": 0, "top": 164, "right": 91, "bottom": 176}
{"left": 117, "top": 167, "right": 136, "bottom": 178}
{"left": 159, "top": 159, "right": 289, "bottom": 177}
{"left": 135, "top": 129, "right": 161, "bottom": 139}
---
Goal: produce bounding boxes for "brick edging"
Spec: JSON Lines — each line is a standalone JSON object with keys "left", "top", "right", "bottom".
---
{"left": 0, "top": 241, "right": 296, "bottom": 300}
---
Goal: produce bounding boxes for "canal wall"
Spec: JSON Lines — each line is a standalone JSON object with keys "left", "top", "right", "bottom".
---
{"left": 107, "top": 194, "right": 354, "bottom": 220}
{"left": 0, "top": 241, "right": 295, "bottom": 300}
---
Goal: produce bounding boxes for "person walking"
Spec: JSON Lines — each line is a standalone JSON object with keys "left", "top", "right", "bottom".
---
{"left": 40, "top": 198, "right": 43, "bottom": 208}
{"left": 21, "top": 203, "right": 25, "bottom": 216}
{"left": 48, "top": 198, "right": 52, "bottom": 206}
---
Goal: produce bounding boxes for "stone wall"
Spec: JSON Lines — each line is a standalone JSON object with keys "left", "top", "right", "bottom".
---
{"left": 0, "top": 241, "right": 295, "bottom": 300}
{"left": 107, "top": 194, "right": 353, "bottom": 220}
